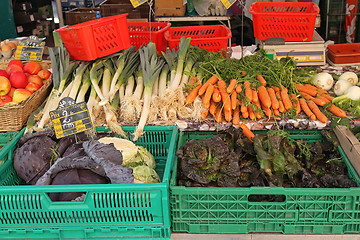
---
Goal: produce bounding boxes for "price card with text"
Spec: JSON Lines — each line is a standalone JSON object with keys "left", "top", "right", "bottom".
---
{"left": 14, "top": 37, "right": 45, "bottom": 61}
{"left": 130, "top": 0, "right": 148, "bottom": 8}
{"left": 49, "top": 97, "right": 93, "bottom": 139}
{"left": 220, "top": 0, "right": 237, "bottom": 9}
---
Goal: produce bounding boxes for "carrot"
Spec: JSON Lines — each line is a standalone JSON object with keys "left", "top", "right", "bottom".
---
{"left": 231, "top": 91, "right": 238, "bottom": 110}
{"left": 209, "top": 101, "right": 217, "bottom": 115}
{"left": 300, "top": 92, "right": 327, "bottom": 106}
{"left": 202, "top": 84, "right": 214, "bottom": 109}
{"left": 254, "top": 102, "right": 262, "bottom": 119}
{"left": 273, "top": 86, "right": 281, "bottom": 92}
{"left": 258, "top": 85, "right": 271, "bottom": 109}
{"left": 244, "top": 81, "right": 252, "bottom": 102}
{"left": 256, "top": 75, "right": 267, "bottom": 86}
{"left": 321, "top": 94, "right": 334, "bottom": 101}
{"left": 201, "top": 110, "right": 209, "bottom": 120}
{"left": 198, "top": 74, "right": 218, "bottom": 96}
{"left": 189, "top": 76, "right": 197, "bottom": 88}
{"left": 214, "top": 106, "right": 222, "bottom": 123}
{"left": 307, "top": 100, "right": 328, "bottom": 123}
{"left": 327, "top": 104, "right": 347, "bottom": 117}
{"left": 294, "top": 83, "right": 318, "bottom": 96}
{"left": 217, "top": 80, "right": 231, "bottom": 112}
{"left": 280, "top": 87, "right": 293, "bottom": 110}
{"left": 239, "top": 123, "right": 255, "bottom": 142}
{"left": 248, "top": 106, "right": 255, "bottom": 120}
{"left": 212, "top": 85, "right": 222, "bottom": 103}
{"left": 291, "top": 93, "right": 301, "bottom": 114}
{"left": 267, "top": 87, "right": 279, "bottom": 110}
{"left": 273, "top": 108, "right": 280, "bottom": 116}
{"left": 276, "top": 91, "right": 286, "bottom": 113}
{"left": 185, "top": 82, "right": 202, "bottom": 105}
{"left": 261, "top": 103, "right": 272, "bottom": 118}
{"left": 242, "top": 110, "right": 249, "bottom": 119}
{"left": 233, "top": 105, "right": 240, "bottom": 125}
{"left": 299, "top": 98, "right": 316, "bottom": 121}
{"left": 235, "top": 84, "right": 242, "bottom": 93}
{"left": 304, "top": 83, "right": 328, "bottom": 95}
{"left": 241, "top": 71, "right": 246, "bottom": 76}
{"left": 240, "top": 99, "right": 247, "bottom": 113}
{"left": 227, "top": 79, "right": 237, "bottom": 93}
{"left": 224, "top": 109, "right": 232, "bottom": 122}
{"left": 252, "top": 89, "right": 259, "bottom": 104}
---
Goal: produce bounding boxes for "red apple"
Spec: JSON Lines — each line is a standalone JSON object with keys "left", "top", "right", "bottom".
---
{"left": 12, "top": 89, "right": 32, "bottom": 103}
{"left": 8, "top": 87, "right": 16, "bottom": 98}
{"left": 0, "top": 95, "right": 12, "bottom": 105}
{"left": 38, "top": 69, "right": 51, "bottom": 80}
{"left": 0, "top": 76, "right": 11, "bottom": 96}
{"left": 25, "top": 72, "right": 30, "bottom": 78}
{"left": 6, "top": 64, "right": 23, "bottom": 76}
{"left": 0, "top": 70, "right": 9, "bottom": 78}
{"left": 23, "top": 61, "right": 41, "bottom": 75}
{"left": 25, "top": 82, "right": 41, "bottom": 93}
{"left": 9, "top": 71, "right": 28, "bottom": 89}
{"left": 8, "top": 59, "right": 24, "bottom": 69}
{"left": 28, "top": 75, "right": 43, "bottom": 87}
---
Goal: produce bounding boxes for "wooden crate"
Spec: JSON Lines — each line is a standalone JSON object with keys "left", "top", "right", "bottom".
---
{"left": 65, "top": 8, "right": 99, "bottom": 26}
{"left": 155, "top": 0, "right": 186, "bottom": 17}
{"left": 100, "top": 0, "right": 149, "bottom": 19}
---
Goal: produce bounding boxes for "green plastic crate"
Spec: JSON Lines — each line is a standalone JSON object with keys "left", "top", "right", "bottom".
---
{"left": 0, "top": 129, "right": 25, "bottom": 166}
{"left": 170, "top": 129, "right": 360, "bottom": 234}
{"left": 0, "top": 126, "right": 178, "bottom": 240}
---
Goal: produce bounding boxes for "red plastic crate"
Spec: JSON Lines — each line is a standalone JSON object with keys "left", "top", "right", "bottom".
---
{"left": 56, "top": 14, "right": 131, "bottom": 61}
{"left": 328, "top": 43, "right": 360, "bottom": 65}
{"left": 128, "top": 22, "right": 171, "bottom": 53}
{"left": 250, "top": 2, "right": 320, "bottom": 42}
{"left": 164, "top": 25, "right": 231, "bottom": 53}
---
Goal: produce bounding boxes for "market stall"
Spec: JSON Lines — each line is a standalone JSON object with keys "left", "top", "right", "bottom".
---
{"left": 0, "top": 0, "right": 359, "bottom": 239}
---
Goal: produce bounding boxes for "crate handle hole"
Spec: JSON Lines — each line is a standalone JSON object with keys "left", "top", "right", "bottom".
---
{"left": 46, "top": 192, "right": 87, "bottom": 202}
{"left": 248, "top": 194, "right": 286, "bottom": 203}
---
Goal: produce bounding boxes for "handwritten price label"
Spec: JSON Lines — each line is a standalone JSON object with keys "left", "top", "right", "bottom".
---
{"left": 130, "top": 0, "right": 148, "bottom": 8}
{"left": 220, "top": 0, "right": 237, "bottom": 9}
{"left": 49, "top": 97, "right": 93, "bottom": 139}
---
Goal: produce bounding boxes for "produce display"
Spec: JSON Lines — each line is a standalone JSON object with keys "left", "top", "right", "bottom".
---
{"left": 176, "top": 127, "right": 356, "bottom": 189}
{"left": 0, "top": 59, "right": 51, "bottom": 105}
{"left": 12, "top": 128, "right": 159, "bottom": 201}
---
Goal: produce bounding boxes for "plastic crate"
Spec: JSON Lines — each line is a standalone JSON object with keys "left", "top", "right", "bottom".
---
{"left": 0, "top": 129, "right": 24, "bottom": 166}
{"left": 249, "top": 2, "right": 320, "bottom": 42}
{"left": 0, "top": 126, "right": 178, "bottom": 240}
{"left": 170, "top": 129, "right": 360, "bottom": 234}
{"left": 164, "top": 25, "right": 231, "bottom": 53}
{"left": 56, "top": 14, "right": 131, "bottom": 61}
{"left": 128, "top": 22, "right": 171, "bottom": 53}
{"left": 327, "top": 43, "right": 360, "bottom": 65}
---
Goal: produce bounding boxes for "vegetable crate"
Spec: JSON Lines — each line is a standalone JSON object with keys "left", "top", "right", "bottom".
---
{"left": 164, "top": 25, "right": 231, "bottom": 53}
{"left": 56, "top": 14, "right": 131, "bottom": 61}
{"left": 0, "top": 126, "right": 178, "bottom": 240}
{"left": 170, "top": 130, "right": 360, "bottom": 234}
{"left": 0, "top": 129, "right": 24, "bottom": 166}
{"left": 249, "top": 2, "right": 320, "bottom": 42}
{"left": 327, "top": 43, "right": 360, "bottom": 65}
{"left": 128, "top": 22, "right": 171, "bottom": 54}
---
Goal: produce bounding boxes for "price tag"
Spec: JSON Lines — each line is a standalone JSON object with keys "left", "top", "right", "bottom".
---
{"left": 220, "top": 0, "right": 237, "bottom": 9}
{"left": 129, "top": 0, "right": 148, "bottom": 8}
{"left": 49, "top": 97, "right": 93, "bottom": 139}
{"left": 14, "top": 36, "right": 45, "bottom": 61}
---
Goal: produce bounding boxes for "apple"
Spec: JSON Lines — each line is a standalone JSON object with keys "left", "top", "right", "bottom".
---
{"left": 0, "top": 76, "right": 11, "bottom": 96}
{"left": 8, "top": 87, "right": 16, "bottom": 98}
{"left": 28, "top": 75, "right": 43, "bottom": 87}
{"left": 0, "top": 70, "right": 9, "bottom": 78}
{"left": 25, "top": 82, "right": 41, "bottom": 93}
{"left": 6, "top": 64, "right": 23, "bottom": 76}
{"left": 24, "top": 72, "right": 30, "bottom": 78}
{"left": 38, "top": 69, "right": 51, "bottom": 80}
{"left": 9, "top": 71, "right": 28, "bottom": 89}
{"left": 8, "top": 59, "right": 23, "bottom": 69}
{"left": 12, "top": 89, "right": 32, "bottom": 103}
{"left": 0, "top": 95, "right": 12, "bottom": 105}
{"left": 23, "top": 61, "right": 41, "bottom": 75}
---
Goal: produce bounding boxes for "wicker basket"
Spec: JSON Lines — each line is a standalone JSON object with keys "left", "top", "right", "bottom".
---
{"left": 0, "top": 61, "right": 52, "bottom": 132}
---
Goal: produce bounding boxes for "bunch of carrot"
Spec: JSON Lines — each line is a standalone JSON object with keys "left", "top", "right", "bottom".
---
{"left": 185, "top": 74, "right": 347, "bottom": 127}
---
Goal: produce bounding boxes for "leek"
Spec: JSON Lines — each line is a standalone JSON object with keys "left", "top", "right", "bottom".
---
{"left": 169, "top": 37, "right": 191, "bottom": 89}
{"left": 69, "top": 62, "right": 90, "bottom": 100}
